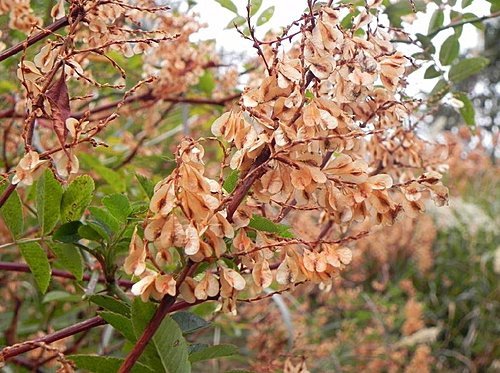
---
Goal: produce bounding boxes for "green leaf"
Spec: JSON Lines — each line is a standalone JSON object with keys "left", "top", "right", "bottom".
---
{"left": 80, "top": 153, "right": 126, "bottom": 193}
{"left": 439, "top": 36, "right": 460, "bottom": 66}
{"left": 454, "top": 92, "right": 476, "bottom": 126}
{"left": 250, "top": 0, "right": 262, "bottom": 16}
{"left": 60, "top": 175, "right": 95, "bottom": 223}
{"left": 223, "top": 170, "right": 239, "bottom": 193}
{"left": 488, "top": 0, "right": 500, "bottom": 12}
{"left": 78, "top": 224, "right": 103, "bottom": 241}
{"left": 69, "top": 355, "right": 153, "bottom": 373}
{"left": 257, "top": 6, "right": 275, "bottom": 26}
{"left": 37, "top": 170, "right": 63, "bottom": 235}
{"left": 50, "top": 243, "right": 84, "bottom": 281}
{"left": 102, "top": 193, "right": 131, "bottom": 223}
{"left": 19, "top": 242, "right": 51, "bottom": 293}
{"left": 132, "top": 298, "right": 191, "bottom": 373}
{"left": 461, "top": 0, "right": 473, "bottom": 8}
{"left": 198, "top": 70, "right": 216, "bottom": 95}
{"left": 43, "top": 290, "right": 80, "bottom": 303}
{"left": 215, "top": 0, "right": 237, "bottom": 13}
{"left": 99, "top": 311, "right": 136, "bottom": 341}
{"left": 90, "top": 294, "right": 131, "bottom": 316}
{"left": 424, "top": 65, "right": 441, "bottom": 79}
{"left": 226, "top": 15, "right": 246, "bottom": 29}
{"left": 428, "top": 79, "right": 450, "bottom": 104}
{"left": 172, "top": 312, "right": 210, "bottom": 334}
{"left": 428, "top": 9, "right": 444, "bottom": 35}
{"left": 189, "top": 344, "right": 239, "bottom": 363}
{"left": 448, "top": 57, "right": 489, "bottom": 83}
{"left": 88, "top": 207, "right": 120, "bottom": 234}
{"left": 385, "top": 0, "right": 425, "bottom": 27}
{"left": 53, "top": 221, "right": 83, "bottom": 243}
{"left": 248, "top": 215, "right": 294, "bottom": 238}
{"left": 0, "top": 182, "right": 23, "bottom": 238}
{"left": 136, "top": 173, "right": 154, "bottom": 199}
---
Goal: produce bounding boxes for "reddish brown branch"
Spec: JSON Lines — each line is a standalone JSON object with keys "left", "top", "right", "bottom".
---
{"left": 0, "top": 316, "right": 106, "bottom": 361}
{"left": 0, "top": 261, "right": 133, "bottom": 288}
{"left": 0, "top": 17, "right": 69, "bottom": 63}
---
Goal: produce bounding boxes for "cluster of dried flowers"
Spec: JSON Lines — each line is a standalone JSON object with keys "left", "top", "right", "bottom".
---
{"left": 124, "top": 2, "right": 448, "bottom": 313}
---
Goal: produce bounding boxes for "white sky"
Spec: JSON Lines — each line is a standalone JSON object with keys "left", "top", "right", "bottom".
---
{"left": 188, "top": 0, "right": 490, "bottom": 95}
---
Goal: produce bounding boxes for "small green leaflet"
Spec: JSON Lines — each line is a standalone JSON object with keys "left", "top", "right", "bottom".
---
{"left": 0, "top": 182, "right": 23, "bottom": 238}
{"left": 215, "top": 0, "right": 237, "bottom": 13}
{"left": 424, "top": 65, "right": 441, "bottom": 79}
{"left": 223, "top": 170, "right": 239, "bottom": 193}
{"left": 439, "top": 36, "right": 459, "bottom": 66}
{"left": 448, "top": 57, "right": 489, "bottom": 83}
{"left": 250, "top": 0, "right": 262, "bottom": 16}
{"left": 19, "top": 242, "right": 51, "bottom": 293}
{"left": 172, "top": 312, "right": 210, "bottom": 334}
{"left": 99, "top": 311, "right": 136, "bottom": 342}
{"left": 136, "top": 173, "right": 154, "bottom": 199}
{"left": 257, "top": 6, "right": 275, "bottom": 26}
{"left": 226, "top": 15, "right": 246, "bottom": 29}
{"left": 90, "top": 294, "right": 131, "bottom": 316}
{"left": 69, "top": 355, "right": 153, "bottom": 373}
{"left": 248, "top": 215, "right": 294, "bottom": 238}
{"left": 428, "top": 79, "right": 450, "bottom": 104}
{"left": 102, "top": 193, "right": 131, "bottom": 223}
{"left": 50, "top": 243, "right": 84, "bottom": 281}
{"left": 428, "top": 9, "right": 444, "bottom": 35}
{"left": 80, "top": 153, "right": 126, "bottom": 193}
{"left": 189, "top": 344, "right": 239, "bottom": 363}
{"left": 37, "top": 169, "right": 63, "bottom": 235}
{"left": 454, "top": 92, "right": 476, "bottom": 126}
{"left": 132, "top": 299, "right": 191, "bottom": 373}
{"left": 60, "top": 175, "right": 95, "bottom": 222}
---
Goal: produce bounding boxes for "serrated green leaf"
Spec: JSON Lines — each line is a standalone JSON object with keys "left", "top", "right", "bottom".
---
{"left": 90, "top": 294, "right": 131, "bottom": 316}
{"left": 189, "top": 344, "right": 239, "bottom": 363}
{"left": 248, "top": 215, "right": 294, "bottom": 238}
{"left": 19, "top": 242, "right": 51, "bottom": 293}
{"left": 223, "top": 170, "right": 239, "bottom": 193}
{"left": 215, "top": 0, "right": 237, "bottom": 13}
{"left": 78, "top": 224, "right": 103, "bottom": 241}
{"left": 50, "top": 243, "right": 84, "bottom": 281}
{"left": 88, "top": 206, "right": 120, "bottom": 234}
{"left": 226, "top": 15, "right": 246, "bottom": 28}
{"left": 136, "top": 173, "right": 154, "bottom": 199}
{"left": 428, "top": 9, "right": 444, "bottom": 35}
{"left": 80, "top": 153, "right": 126, "bottom": 193}
{"left": 60, "top": 175, "right": 95, "bottom": 222}
{"left": 257, "top": 6, "right": 275, "bottom": 26}
{"left": 102, "top": 193, "right": 131, "bottom": 223}
{"left": 454, "top": 92, "right": 476, "bottom": 126}
{"left": 43, "top": 290, "right": 80, "bottom": 303}
{"left": 37, "top": 170, "right": 63, "bottom": 235}
{"left": 132, "top": 298, "right": 191, "bottom": 373}
{"left": 53, "top": 221, "right": 83, "bottom": 243}
{"left": 424, "top": 65, "right": 441, "bottom": 79}
{"left": 439, "top": 36, "right": 459, "bottom": 66}
{"left": 448, "top": 57, "right": 489, "bottom": 83}
{"left": 69, "top": 355, "right": 153, "bottom": 373}
{"left": 172, "top": 312, "right": 210, "bottom": 334}
{"left": 0, "top": 181, "right": 23, "bottom": 238}
{"left": 99, "top": 311, "right": 136, "bottom": 341}
{"left": 250, "top": 0, "right": 262, "bottom": 16}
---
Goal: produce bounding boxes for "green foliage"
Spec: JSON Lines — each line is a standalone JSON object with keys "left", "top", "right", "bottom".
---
{"left": 189, "top": 344, "right": 239, "bottom": 363}
{"left": 69, "top": 355, "right": 154, "bottom": 373}
{"left": 439, "top": 36, "right": 460, "bottom": 66}
{"left": 60, "top": 175, "right": 95, "bottom": 222}
{"left": 172, "top": 311, "right": 210, "bottom": 334}
{"left": 90, "top": 294, "right": 131, "bottom": 316}
{"left": 50, "top": 243, "right": 84, "bottom": 281}
{"left": 454, "top": 92, "right": 476, "bottom": 126}
{"left": 248, "top": 215, "right": 293, "bottom": 238}
{"left": 256, "top": 6, "right": 274, "bottom": 26}
{"left": 36, "top": 170, "right": 63, "bottom": 235}
{"left": 448, "top": 57, "right": 490, "bottom": 83}
{"left": 428, "top": 9, "right": 445, "bottom": 35}
{"left": 19, "top": 242, "right": 51, "bottom": 293}
{"left": 0, "top": 182, "right": 23, "bottom": 238}
{"left": 223, "top": 170, "right": 239, "bottom": 193}
{"left": 132, "top": 298, "right": 191, "bottom": 373}
{"left": 215, "top": 0, "right": 237, "bottom": 13}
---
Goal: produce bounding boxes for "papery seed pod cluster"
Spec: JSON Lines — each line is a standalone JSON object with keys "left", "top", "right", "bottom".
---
{"left": 125, "top": 4, "right": 448, "bottom": 313}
